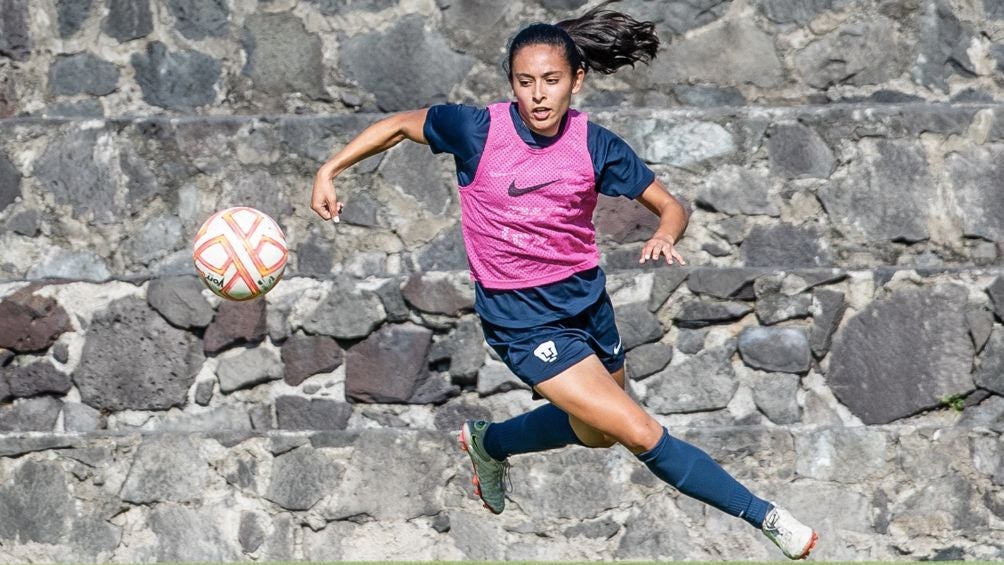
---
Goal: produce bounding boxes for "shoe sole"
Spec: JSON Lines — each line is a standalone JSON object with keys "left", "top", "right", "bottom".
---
{"left": 457, "top": 423, "right": 503, "bottom": 515}
{"left": 794, "top": 530, "right": 819, "bottom": 560}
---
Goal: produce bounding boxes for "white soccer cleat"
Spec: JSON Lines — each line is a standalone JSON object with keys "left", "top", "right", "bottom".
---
{"left": 762, "top": 504, "right": 818, "bottom": 560}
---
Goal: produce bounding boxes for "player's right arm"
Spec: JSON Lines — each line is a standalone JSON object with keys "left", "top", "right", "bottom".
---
{"left": 311, "top": 108, "right": 429, "bottom": 221}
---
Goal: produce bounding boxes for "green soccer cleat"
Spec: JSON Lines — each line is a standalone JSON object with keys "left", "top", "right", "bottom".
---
{"left": 762, "top": 504, "right": 819, "bottom": 560}
{"left": 458, "top": 420, "right": 511, "bottom": 515}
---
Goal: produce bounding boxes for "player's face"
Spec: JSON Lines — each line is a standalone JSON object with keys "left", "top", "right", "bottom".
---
{"left": 510, "top": 44, "right": 585, "bottom": 137}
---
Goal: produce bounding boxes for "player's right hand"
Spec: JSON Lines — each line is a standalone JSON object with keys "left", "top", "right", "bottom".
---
{"left": 311, "top": 169, "right": 344, "bottom": 222}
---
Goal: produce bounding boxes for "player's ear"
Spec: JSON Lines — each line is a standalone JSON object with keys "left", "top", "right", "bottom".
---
{"left": 571, "top": 68, "right": 585, "bottom": 94}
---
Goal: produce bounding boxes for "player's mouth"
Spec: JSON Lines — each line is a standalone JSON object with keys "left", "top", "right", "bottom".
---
{"left": 531, "top": 107, "right": 551, "bottom": 121}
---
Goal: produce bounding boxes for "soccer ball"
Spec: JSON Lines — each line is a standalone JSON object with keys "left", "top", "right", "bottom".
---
{"left": 192, "top": 206, "right": 288, "bottom": 301}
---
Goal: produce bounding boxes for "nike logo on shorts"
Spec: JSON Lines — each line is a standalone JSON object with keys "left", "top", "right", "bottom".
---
{"left": 613, "top": 338, "right": 622, "bottom": 355}
{"left": 508, "top": 179, "right": 559, "bottom": 197}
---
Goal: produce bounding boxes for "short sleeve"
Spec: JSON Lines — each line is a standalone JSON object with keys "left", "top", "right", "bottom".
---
{"left": 588, "top": 122, "right": 656, "bottom": 199}
{"left": 423, "top": 104, "right": 490, "bottom": 186}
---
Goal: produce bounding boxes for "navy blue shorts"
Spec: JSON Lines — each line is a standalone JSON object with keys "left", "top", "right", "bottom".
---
{"left": 481, "top": 293, "right": 625, "bottom": 390}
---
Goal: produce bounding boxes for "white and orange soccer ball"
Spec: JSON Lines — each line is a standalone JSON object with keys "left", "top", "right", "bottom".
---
{"left": 192, "top": 206, "right": 288, "bottom": 301}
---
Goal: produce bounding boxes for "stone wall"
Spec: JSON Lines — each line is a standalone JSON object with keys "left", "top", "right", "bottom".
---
{"left": 1, "top": 0, "right": 1003, "bottom": 562}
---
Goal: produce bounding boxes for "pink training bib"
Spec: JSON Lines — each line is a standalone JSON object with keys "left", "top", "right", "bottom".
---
{"left": 458, "top": 102, "right": 599, "bottom": 290}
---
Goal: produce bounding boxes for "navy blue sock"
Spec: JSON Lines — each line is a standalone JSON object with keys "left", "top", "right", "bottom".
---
{"left": 482, "top": 403, "right": 584, "bottom": 460}
{"left": 638, "top": 428, "right": 771, "bottom": 529}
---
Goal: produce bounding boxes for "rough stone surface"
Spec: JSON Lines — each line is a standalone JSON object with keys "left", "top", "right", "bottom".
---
{"left": 121, "top": 435, "right": 211, "bottom": 504}
{"left": 0, "top": 397, "right": 62, "bottom": 432}
{"left": 476, "top": 360, "right": 528, "bottom": 396}
{"left": 614, "top": 302, "right": 663, "bottom": 350}
{"left": 74, "top": 297, "right": 204, "bottom": 411}
{"left": 56, "top": 0, "right": 94, "bottom": 37}
{"left": 0, "top": 460, "right": 73, "bottom": 543}
{"left": 674, "top": 300, "right": 753, "bottom": 328}
{"left": 147, "top": 276, "right": 214, "bottom": 330}
{"left": 49, "top": 53, "right": 120, "bottom": 97}
{"left": 147, "top": 505, "right": 240, "bottom": 562}
{"left": 796, "top": 428, "right": 890, "bottom": 482}
{"left": 216, "top": 347, "right": 283, "bottom": 393}
{"left": 738, "top": 326, "right": 811, "bottom": 374}
{"left": 345, "top": 323, "right": 433, "bottom": 403}
{"left": 4, "top": 361, "right": 72, "bottom": 398}
{"left": 625, "top": 342, "right": 673, "bottom": 381}
{"left": 132, "top": 42, "right": 220, "bottom": 109}
{"left": 0, "top": 150, "right": 21, "bottom": 213}
{"left": 645, "top": 345, "right": 738, "bottom": 414}
{"left": 168, "top": 0, "right": 229, "bottom": 40}
{"left": 946, "top": 147, "right": 1004, "bottom": 241}
{"left": 302, "top": 282, "right": 386, "bottom": 340}
{"left": 810, "top": 288, "right": 847, "bottom": 358}
{"left": 756, "top": 0, "right": 838, "bottom": 24}
{"left": 204, "top": 299, "right": 267, "bottom": 354}
{"left": 266, "top": 446, "right": 344, "bottom": 511}
{"left": 595, "top": 195, "right": 661, "bottom": 244}
{"left": 741, "top": 224, "right": 831, "bottom": 268}
{"left": 649, "top": 268, "right": 689, "bottom": 312}
{"left": 340, "top": 16, "right": 475, "bottom": 111}
{"left": 675, "top": 328, "right": 707, "bottom": 354}
{"left": 794, "top": 18, "right": 909, "bottom": 88}
{"left": 428, "top": 316, "right": 484, "bottom": 383}
{"left": 768, "top": 123, "right": 835, "bottom": 179}
{"left": 103, "top": 0, "right": 153, "bottom": 42}
{"left": 653, "top": 19, "right": 784, "bottom": 88}
{"left": 751, "top": 372, "right": 801, "bottom": 424}
{"left": 194, "top": 380, "right": 214, "bottom": 406}
{"left": 0, "top": 288, "right": 72, "bottom": 353}
{"left": 402, "top": 273, "right": 474, "bottom": 316}
{"left": 0, "top": 0, "right": 32, "bottom": 60}
{"left": 33, "top": 129, "right": 119, "bottom": 224}
{"left": 280, "top": 335, "right": 344, "bottom": 386}
{"left": 62, "top": 402, "right": 101, "bottom": 431}
{"left": 990, "top": 277, "right": 1004, "bottom": 321}
{"left": 696, "top": 166, "right": 779, "bottom": 216}
{"left": 243, "top": 13, "right": 324, "bottom": 99}
{"left": 274, "top": 396, "right": 352, "bottom": 430}
{"left": 828, "top": 284, "right": 975, "bottom": 424}
{"left": 687, "top": 268, "right": 760, "bottom": 299}
{"left": 975, "top": 326, "right": 1004, "bottom": 395}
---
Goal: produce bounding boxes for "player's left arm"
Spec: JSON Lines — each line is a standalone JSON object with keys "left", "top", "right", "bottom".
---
{"left": 636, "top": 179, "right": 689, "bottom": 265}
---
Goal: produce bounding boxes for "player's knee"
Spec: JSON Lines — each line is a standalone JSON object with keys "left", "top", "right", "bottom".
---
{"left": 582, "top": 433, "right": 617, "bottom": 449}
{"left": 617, "top": 417, "right": 664, "bottom": 453}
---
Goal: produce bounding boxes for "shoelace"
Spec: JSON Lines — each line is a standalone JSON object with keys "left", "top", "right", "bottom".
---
{"left": 500, "top": 460, "right": 513, "bottom": 494}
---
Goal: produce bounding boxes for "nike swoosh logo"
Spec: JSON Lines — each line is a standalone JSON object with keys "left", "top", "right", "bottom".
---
{"left": 508, "top": 179, "right": 559, "bottom": 197}
{"left": 613, "top": 339, "right": 622, "bottom": 355}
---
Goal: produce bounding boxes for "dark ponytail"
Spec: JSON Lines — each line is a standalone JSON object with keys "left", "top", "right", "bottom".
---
{"left": 503, "top": 0, "right": 659, "bottom": 79}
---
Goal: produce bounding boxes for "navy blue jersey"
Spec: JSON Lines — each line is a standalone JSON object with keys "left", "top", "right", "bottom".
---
{"left": 423, "top": 102, "right": 655, "bottom": 328}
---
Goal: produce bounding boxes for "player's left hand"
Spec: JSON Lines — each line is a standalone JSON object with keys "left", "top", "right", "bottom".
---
{"left": 640, "top": 233, "right": 686, "bottom": 265}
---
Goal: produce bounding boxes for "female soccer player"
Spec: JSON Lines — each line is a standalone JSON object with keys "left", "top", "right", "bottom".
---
{"left": 311, "top": 1, "right": 817, "bottom": 559}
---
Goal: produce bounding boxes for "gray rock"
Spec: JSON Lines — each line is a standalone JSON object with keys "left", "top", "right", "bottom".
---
{"left": 810, "top": 288, "right": 846, "bottom": 358}
{"left": 674, "top": 300, "right": 753, "bottom": 329}
{"left": 794, "top": 18, "right": 909, "bottom": 88}
{"left": 741, "top": 223, "right": 831, "bottom": 268}
{"left": 751, "top": 372, "right": 801, "bottom": 424}
{"left": 756, "top": 0, "right": 837, "bottom": 24}
{"left": 74, "top": 297, "right": 204, "bottom": 411}
{"left": 6, "top": 210, "right": 37, "bottom": 236}
{"left": 966, "top": 305, "right": 995, "bottom": 353}
{"left": 428, "top": 316, "right": 484, "bottom": 383}
{"left": 274, "top": 396, "right": 352, "bottom": 430}
{"left": 821, "top": 139, "right": 935, "bottom": 243}
{"left": 238, "top": 512, "right": 265, "bottom": 554}
{"left": 697, "top": 166, "right": 779, "bottom": 216}
{"left": 52, "top": 341, "right": 69, "bottom": 364}
{"left": 649, "top": 267, "right": 688, "bottom": 312}
{"left": 302, "top": 281, "right": 386, "bottom": 340}
{"left": 595, "top": 193, "right": 660, "bottom": 244}
{"left": 340, "top": 16, "right": 475, "bottom": 111}
{"left": 147, "top": 276, "right": 214, "bottom": 330}
{"left": 796, "top": 428, "right": 890, "bottom": 482}
{"left": 49, "top": 53, "right": 119, "bottom": 96}
{"left": 915, "top": 1, "right": 975, "bottom": 91}
{"left": 738, "top": 326, "right": 811, "bottom": 374}
{"left": 626, "top": 342, "right": 673, "bottom": 381}
{"left": 687, "top": 267, "right": 761, "bottom": 299}
{"left": 629, "top": 120, "right": 736, "bottom": 167}
{"left": 415, "top": 225, "right": 469, "bottom": 272}
{"left": 102, "top": 0, "right": 152, "bottom": 42}
{"left": 242, "top": 13, "right": 325, "bottom": 99}
{"left": 194, "top": 380, "right": 214, "bottom": 406}
{"left": 828, "top": 284, "right": 975, "bottom": 424}
{"left": 132, "top": 42, "right": 220, "bottom": 108}
{"left": 62, "top": 403, "right": 101, "bottom": 431}
{"left": 295, "top": 235, "right": 333, "bottom": 276}
{"left": 0, "top": 150, "right": 21, "bottom": 213}
{"left": 564, "top": 517, "right": 620, "bottom": 540}
{"left": 43, "top": 99, "right": 105, "bottom": 118}
{"left": 281, "top": 335, "right": 344, "bottom": 386}
{"left": 33, "top": 129, "right": 119, "bottom": 224}
{"left": 0, "top": 0, "right": 31, "bottom": 60}
{"left": 266, "top": 447, "right": 344, "bottom": 511}
{"left": 650, "top": 19, "right": 783, "bottom": 88}
{"left": 476, "top": 360, "right": 528, "bottom": 396}
{"left": 403, "top": 273, "right": 474, "bottom": 317}
{"left": 614, "top": 302, "right": 663, "bottom": 350}
{"left": 121, "top": 435, "right": 211, "bottom": 504}
{"left": 974, "top": 326, "right": 1004, "bottom": 395}
{"left": 308, "top": 0, "right": 397, "bottom": 14}
{"left": 217, "top": 347, "right": 283, "bottom": 393}
{"left": 345, "top": 323, "right": 433, "bottom": 403}
{"left": 27, "top": 249, "right": 112, "bottom": 281}
{"left": 645, "top": 345, "right": 738, "bottom": 413}
{"left": 381, "top": 142, "right": 452, "bottom": 214}
{"left": 432, "top": 400, "right": 491, "bottom": 432}
{"left": 168, "top": 0, "right": 228, "bottom": 39}
{"left": 148, "top": 505, "right": 239, "bottom": 562}
{"left": 945, "top": 147, "right": 1004, "bottom": 241}
{"left": 755, "top": 277, "right": 812, "bottom": 325}
{"left": 675, "top": 328, "right": 707, "bottom": 354}
{"left": 990, "top": 276, "right": 1004, "bottom": 321}
{"left": 768, "top": 123, "right": 835, "bottom": 179}
{"left": 0, "top": 288, "right": 72, "bottom": 353}
{"left": 616, "top": 500, "right": 693, "bottom": 560}
{"left": 0, "top": 397, "right": 62, "bottom": 432}
{"left": 204, "top": 298, "right": 267, "bottom": 354}
{"left": 0, "top": 461, "right": 72, "bottom": 544}
{"left": 56, "top": 0, "right": 93, "bottom": 37}
{"left": 5, "top": 360, "right": 72, "bottom": 398}
{"left": 374, "top": 278, "right": 409, "bottom": 323}
{"left": 122, "top": 215, "right": 184, "bottom": 266}
{"left": 674, "top": 85, "right": 746, "bottom": 107}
